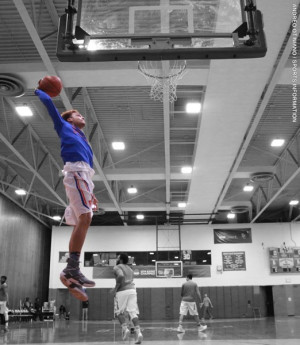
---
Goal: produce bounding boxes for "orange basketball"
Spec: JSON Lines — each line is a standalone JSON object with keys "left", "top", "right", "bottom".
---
{"left": 38, "top": 76, "right": 62, "bottom": 97}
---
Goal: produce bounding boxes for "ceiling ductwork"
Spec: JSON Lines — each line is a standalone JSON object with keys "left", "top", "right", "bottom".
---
{"left": 0, "top": 74, "right": 25, "bottom": 97}
{"left": 250, "top": 172, "right": 275, "bottom": 183}
{"left": 231, "top": 206, "right": 249, "bottom": 214}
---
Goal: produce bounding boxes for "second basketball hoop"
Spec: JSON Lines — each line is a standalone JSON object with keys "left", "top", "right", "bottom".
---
{"left": 138, "top": 60, "right": 187, "bottom": 103}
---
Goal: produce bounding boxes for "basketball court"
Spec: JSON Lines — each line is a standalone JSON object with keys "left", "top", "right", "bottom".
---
{"left": 2, "top": 317, "right": 300, "bottom": 344}
{"left": 0, "top": 0, "right": 300, "bottom": 344}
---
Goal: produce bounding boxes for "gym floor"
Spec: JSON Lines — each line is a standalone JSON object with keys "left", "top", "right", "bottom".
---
{"left": 1, "top": 317, "right": 300, "bottom": 344}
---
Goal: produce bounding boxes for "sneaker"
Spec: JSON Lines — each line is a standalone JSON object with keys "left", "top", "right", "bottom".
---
{"left": 177, "top": 326, "right": 185, "bottom": 333}
{"left": 122, "top": 328, "right": 130, "bottom": 341}
{"left": 60, "top": 261, "right": 95, "bottom": 287}
{"left": 135, "top": 332, "right": 143, "bottom": 344}
{"left": 198, "top": 325, "right": 207, "bottom": 332}
{"left": 68, "top": 283, "right": 88, "bottom": 302}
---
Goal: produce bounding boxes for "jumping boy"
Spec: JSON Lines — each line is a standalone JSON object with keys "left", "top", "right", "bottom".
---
{"left": 35, "top": 88, "right": 97, "bottom": 301}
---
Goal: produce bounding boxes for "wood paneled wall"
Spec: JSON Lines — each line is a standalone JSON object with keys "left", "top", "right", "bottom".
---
{"left": 49, "top": 285, "right": 272, "bottom": 321}
{"left": 0, "top": 195, "right": 51, "bottom": 308}
{"left": 273, "top": 285, "right": 300, "bottom": 316}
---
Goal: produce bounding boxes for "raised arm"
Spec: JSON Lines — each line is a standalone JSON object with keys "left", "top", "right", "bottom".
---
{"left": 35, "top": 89, "right": 65, "bottom": 133}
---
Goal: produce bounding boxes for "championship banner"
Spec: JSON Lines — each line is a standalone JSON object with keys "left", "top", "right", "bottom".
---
{"left": 222, "top": 251, "right": 246, "bottom": 271}
{"left": 214, "top": 228, "right": 252, "bottom": 244}
{"left": 269, "top": 247, "right": 300, "bottom": 273}
{"left": 93, "top": 266, "right": 156, "bottom": 279}
{"left": 93, "top": 264, "right": 211, "bottom": 279}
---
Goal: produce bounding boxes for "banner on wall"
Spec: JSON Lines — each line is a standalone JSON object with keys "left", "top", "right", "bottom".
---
{"left": 269, "top": 247, "right": 300, "bottom": 273}
{"left": 93, "top": 265, "right": 211, "bottom": 279}
{"left": 222, "top": 251, "right": 246, "bottom": 271}
{"left": 214, "top": 228, "right": 252, "bottom": 244}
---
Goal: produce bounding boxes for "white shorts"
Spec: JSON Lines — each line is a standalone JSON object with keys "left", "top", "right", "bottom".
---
{"left": 0, "top": 301, "right": 8, "bottom": 314}
{"left": 114, "top": 290, "right": 139, "bottom": 318}
{"left": 179, "top": 301, "right": 198, "bottom": 316}
{"left": 63, "top": 162, "right": 95, "bottom": 226}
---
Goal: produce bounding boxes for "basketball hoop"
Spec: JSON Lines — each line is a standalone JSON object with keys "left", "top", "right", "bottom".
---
{"left": 138, "top": 60, "right": 187, "bottom": 103}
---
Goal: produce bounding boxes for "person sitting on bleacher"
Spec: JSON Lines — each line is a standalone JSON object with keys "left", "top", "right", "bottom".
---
{"left": 24, "top": 298, "right": 34, "bottom": 316}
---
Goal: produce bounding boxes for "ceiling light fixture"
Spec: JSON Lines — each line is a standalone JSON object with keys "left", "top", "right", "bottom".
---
{"left": 186, "top": 102, "right": 201, "bottom": 114}
{"left": 243, "top": 185, "right": 254, "bottom": 192}
{"left": 289, "top": 200, "right": 299, "bottom": 206}
{"left": 227, "top": 213, "right": 235, "bottom": 219}
{"left": 178, "top": 202, "right": 187, "bottom": 208}
{"left": 128, "top": 186, "right": 137, "bottom": 194}
{"left": 15, "top": 106, "right": 33, "bottom": 117}
{"left": 181, "top": 166, "right": 192, "bottom": 174}
{"left": 136, "top": 214, "right": 144, "bottom": 220}
{"left": 271, "top": 139, "right": 285, "bottom": 147}
{"left": 15, "top": 189, "right": 26, "bottom": 195}
{"left": 112, "top": 142, "right": 125, "bottom": 150}
{"left": 52, "top": 215, "right": 61, "bottom": 221}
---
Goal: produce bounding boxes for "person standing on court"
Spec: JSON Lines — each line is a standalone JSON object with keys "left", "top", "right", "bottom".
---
{"left": 0, "top": 276, "right": 9, "bottom": 332}
{"left": 35, "top": 88, "right": 98, "bottom": 302}
{"left": 112, "top": 253, "right": 143, "bottom": 344}
{"left": 177, "top": 274, "right": 207, "bottom": 333}
{"left": 201, "top": 293, "right": 213, "bottom": 320}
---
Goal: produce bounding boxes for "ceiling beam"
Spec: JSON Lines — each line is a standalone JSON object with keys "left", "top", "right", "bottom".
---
{"left": 211, "top": 12, "right": 298, "bottom": 218}
{"left": 81, "top": 88, "right": 123, "bottom": 215}
{"left": 1, "top": 62, "right": 297, "bottom": 88}
{"left": 162, "top": 61, "right": 171, "bottom": 217}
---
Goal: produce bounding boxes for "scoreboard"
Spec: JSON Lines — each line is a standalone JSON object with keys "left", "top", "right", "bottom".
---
{"left": 269, "top": 247, "right": 300, "bottom": 273}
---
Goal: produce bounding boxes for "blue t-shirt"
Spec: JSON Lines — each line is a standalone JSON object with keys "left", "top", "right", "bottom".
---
{"left": 35, "top": 89, "right": 93, "bottom": 168}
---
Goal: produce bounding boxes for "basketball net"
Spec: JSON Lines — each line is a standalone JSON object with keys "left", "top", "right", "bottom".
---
{"left": 138, "top": 60, "right": 187, "bottom": 103}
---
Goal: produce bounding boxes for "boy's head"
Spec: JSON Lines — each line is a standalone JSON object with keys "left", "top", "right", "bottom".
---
{"left": 186, "top": 274, "right": 193, "bottom": 280}
{"left": 61, "top": 109, "right": 85, "bottom": 129}
{"left": 0, "top": 276, "right": 7, "bottom": 284}
{"left": 117, "top": 253, "right": 129, "bottom": 265}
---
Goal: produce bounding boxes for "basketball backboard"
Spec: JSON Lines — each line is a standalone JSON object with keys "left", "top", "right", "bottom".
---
{"left": 57, "top": 0, "right": 267, "bottom": 61}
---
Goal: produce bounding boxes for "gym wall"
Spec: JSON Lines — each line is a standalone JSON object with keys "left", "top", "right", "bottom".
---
{"left": 0, "top": 194, "right": 51, "bottom": 307}
{"left": 49, "top": 222, "right": 300, "bottom": 320}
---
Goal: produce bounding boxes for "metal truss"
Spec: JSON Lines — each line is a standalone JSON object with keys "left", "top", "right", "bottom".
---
{"left": 251, "top": 132, "right": 300, "bottom": 223}
{"left": 0, "top": 159, "right": 51, "bottom": 228}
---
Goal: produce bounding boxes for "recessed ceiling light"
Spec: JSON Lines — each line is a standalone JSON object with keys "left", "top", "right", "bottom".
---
{"left": 112, "top": 142, "right": 125, "bottom": 150}
{"left": 289, "top": 200, "right": 299, "bottom": 206}
{"left": 52, "top": 215, "right": 61, "bottom": 221}
{"left": 136, "top": 214, "right": 144, "bottom": 220}
{"left": 127, "top": 186, "right": 137, "bottom": 194}
{"left": 186, "top": 102, "right": 201, "bottom": 114}
{"left": 15, "top": 189, "right": 26, "bottom": 195}
{"left": 15, "top": 106, "right": 33, "bottom": 117}
{"left": 271, "top": 139, "right": 285, "bottom": 147}
{"left": 243, "top": 185, "right": 254, "bottom": 192}
{"left": 227, "top": 213, "right": 235, "bottom": 219}
{"left": 178, "top": 202, "right": 187, "bottom": 208}
{"left": 181, "top": 166, "right": 192, "bottom": 174}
